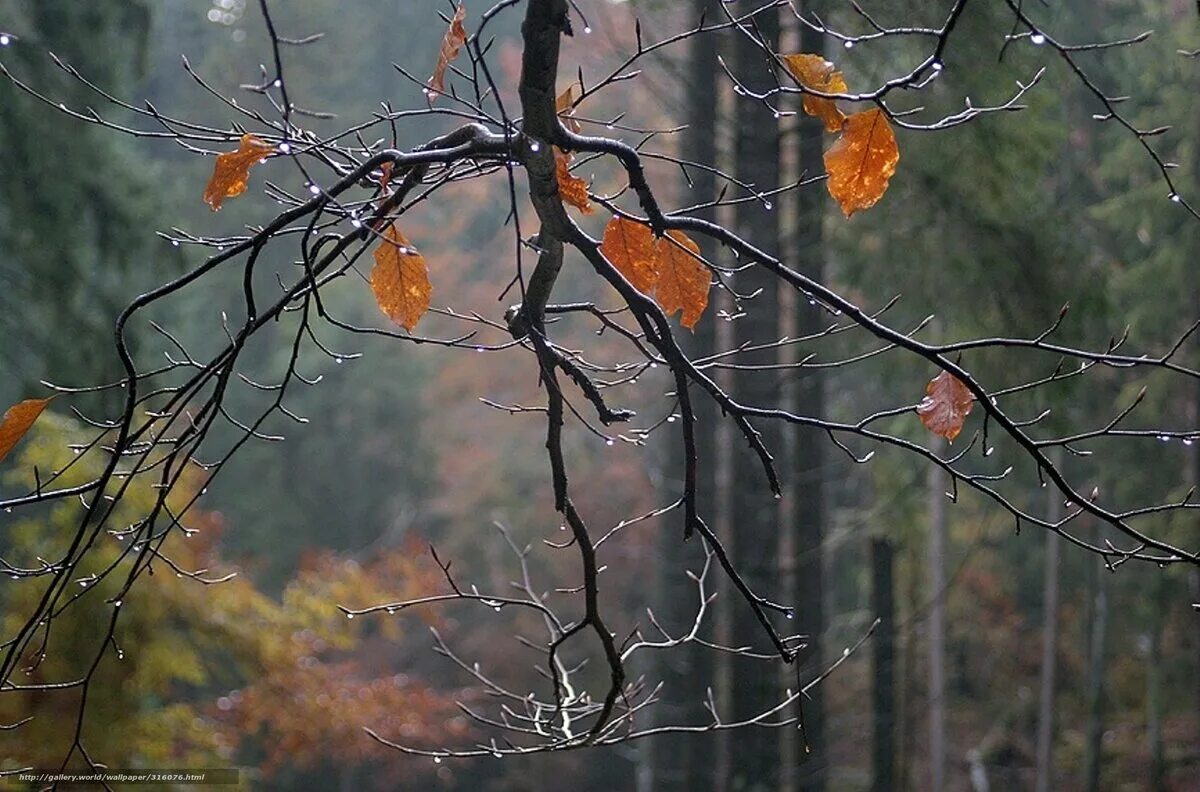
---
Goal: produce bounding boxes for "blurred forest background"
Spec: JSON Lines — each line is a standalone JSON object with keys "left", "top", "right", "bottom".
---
{"left": 1, "top": 0, "right": 1198, "bottom": 790}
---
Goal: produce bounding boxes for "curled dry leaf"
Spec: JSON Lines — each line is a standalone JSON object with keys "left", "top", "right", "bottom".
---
{"left": 556, "top": 84, "right": 582, "bottom": 134}
{"left": 0, "top": 397, "right": 53, "bottom": 464}
{"left": 203, "top": 134, "right": 275, "bottom": 211}
{"left": 824, "top": 108, "right": 899, "bottom": 218}
{"left": 655, "top": 231, "right": 709, "bottom": 331}
{"left": 427, "top": 3, "right": 467, "bottom": 101}
{"left": 370, "top": 225, "right": 432, "bottom": 332}
{"left": 554, "top": 148, "right": 593, "bottom": 214}
{"left": 600, "top": 216, "right": 658, "bottom": 293}
{"left": 781, "top": 53, "right": 849, "bottom": 133}
{"left": 917, "top": 370, "right": 974, "bottom": 442}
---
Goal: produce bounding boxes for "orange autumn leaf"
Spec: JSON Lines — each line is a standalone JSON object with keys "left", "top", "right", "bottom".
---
{"left": 654, "top": 230, "right": 709, "bottom": 330}
{"left": 557, "top": 84, "right": 582, "bottom": 134}
{"left": 917, "top": 370, "right": 974, "bottom": 442}
{"left": 378, "top": 161, "right": 394, "bottom": 193}
{"left": 0, "top": 397, "right": 53, "bottom": 464}
{"left": 427, "top": 3, "right": 467, "bottom": 101}
{"left": 203, "top": 134, "right": 275, "bottom": 211}
{"left": 824, "top": 108, "right": 899, "bottom": 218}
{"left": 370, "top": 225, "right": 432, "bottom": 332}
{"left": 555, "top": 148, "right": 592, "bottom": 214}
{"left": 600, "top": 216, "right": 658, "bottom": 293}
{"left": 782, "top": 53, "right": 849, "bottom": 133}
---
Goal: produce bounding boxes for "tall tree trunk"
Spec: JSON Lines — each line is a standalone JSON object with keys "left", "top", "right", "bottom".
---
{"left": 712, "top": 42, "right": 740, "bottom": 792}
{"left": 1146, "top": 574, "right": 1168, "bottom": 792}
{"left": 898, "top": 542, "right": 918, "bottom": 792}
{"left": 650, "top": 1, "right": 721, "bottom": 789}
{"left": 928, "top": 436, "right": 947, "bottom": 792}
{"left": 1035, "top": 448, "right": 1063, "bottom": 792}
{"left": 1082, "top": 552, "right": 1109, "bottom": 792}
{"left": 871, "top": 537, "right": 896, "bottom": 792}
{"left": 1191, "top": 94, "right": 1200, "bottom": 758}
{"left": 789, "top": 8, "right": 828, "bottom": 790}
{"left": 729, "top": 6, "right": 783, "bottom": 790}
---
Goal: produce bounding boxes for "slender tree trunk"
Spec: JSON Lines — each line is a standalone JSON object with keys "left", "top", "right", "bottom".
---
{"left": 1146, "top": 574, "right": 1168, "bottom": 792}
{"left": 1082, "top": 552, "right": 1109, "bottom": 792}
{"left": 729, "top": 7, "right": 783, "bottom": 790}
{"left": 1035, "top": 448, "right": 1063, "bottom": 792}
{"left": 1191, "top": 96, "right": 1200, "bottom": 758}
{"left": 928, "top": 436, "right": 947, "bottom": 792}
{"left": 650, "top": 2, "right": 721, "bottom": 789}
{"left": 791, "top": 9, "right": 828, "bottom": 790}
{"left": 713, "top": 283, "right": 736, "bottom": 792}
{"left": 899, "top": 542, "right": 918, "bottom": 792}
{"left": 712, "top": 42, "right": 739, "bottom": 792}
{"left": 872, "top": 537, "right": 896, "bottom": 792}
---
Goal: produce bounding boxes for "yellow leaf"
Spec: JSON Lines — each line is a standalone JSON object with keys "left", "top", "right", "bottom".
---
{"left": 824, "top": 108, "right": 899, "bottom": 218}
{"left": 428, "top": 4, "right": 468, "bottom": 101}
{"left": 203, "top": 134, "right": 275, "bottom": 211}
{"left": 0, "top": 397, "right": 53, "bottom": 464}
{"left": 555, "top": 147, "right": 593, "bottom": 214}
{"left": 917, "top": 371, "right": 974, "bottom": 442}
{"left": 370, "top": 226, "right": 432, "bottom": 332}
{"left": 557, "top": 84, "right": 582, "bottom": 134}
{"left": 600, "top": 216, "right": 658, "bottom": 294}
{"left": 654, "top": 230, "right": 709, "bottom": 330}
{"left": 782, "top": 53, "right": 848, "bottom": 133}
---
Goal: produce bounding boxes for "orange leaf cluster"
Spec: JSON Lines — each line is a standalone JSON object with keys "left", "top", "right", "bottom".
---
{"left": 781, "top": 54, "right": 849, "bottom": 133}
{"left": 428, "top": 3, "right": 467, "bottom": 101}
{"left": 782, "top": 52, "right": 900, "bottom": 217}
{"left": 0, "top": 397, "right": 52, "bottom": 464}
{"left": 203, "top": 134, "right": 275, "bottom": 211}
{"left": 555, "top": 148, "right": 593, "bottom": 214}
{"left": 917, "top": 370, "right": 974, "bottom": 441}
{"left": 601, "top": 217, "right": 709, "bottom": 329}
{"left": 370, "top": 225, "right": 432, "bottom": 332}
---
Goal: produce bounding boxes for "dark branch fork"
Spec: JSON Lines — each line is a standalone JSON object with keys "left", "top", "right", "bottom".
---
{"left": 0, "top": 0, "right": 1197, "bottom": 767}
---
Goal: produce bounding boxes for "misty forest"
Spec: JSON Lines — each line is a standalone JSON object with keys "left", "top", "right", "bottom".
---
{"left": 2, "top": 1, "right": 1200, "bottom": 790}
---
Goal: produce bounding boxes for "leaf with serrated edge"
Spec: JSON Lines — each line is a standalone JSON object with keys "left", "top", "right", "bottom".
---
{"left": 428, "top": 4, "right": 467, "bottom": 101}
{"left": 824, "top": 108, "right": 899, "bottom": 218}
{"left": 203, "top": 134, "right": 275, "bottom": 211}
{"left": 782, "top": 53, "right": 848, "bottom": 133}
{"left": 0, "top": 397, "right": 53, "bottom": 464}
{"left": 370, "top": 226, "right": 432, "bottom": 332}
{"left": 601, "top": 216, "right": 658, "bottom": 293}
{"left": 917, "top": 370, "right": 974, "bottom": 441}
{"left": 654, "top": 230, "right": 709, "bottom": 330}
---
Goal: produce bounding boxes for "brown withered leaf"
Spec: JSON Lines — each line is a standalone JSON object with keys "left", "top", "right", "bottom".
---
{"left": 0, "top": 397, "right": 53, "bottom": 464}
{"left": 917, "top": 371, "right": 974, "bottom": 442}
{"left": 203, "top": 134, "right": 275, "bottom": 211}
{"left": 378, "top": 161, "right": 394, "bottom": 193}
{"left": 600, "top": 216, "right": 658, "bottom": 293}
{"left": 555, "top": 148, "right": 593, "bottom": 214}
{"left": 654, "top": 230, "right": 709, "bottom": 330}
{"left": 782, "top": 53, "right": 849, "bottom": 133}
{"left": 428, "top": 4, "right": 467, "bottom": 101}
{"left": 824, "top": 108, "right": 899, "bottom": 218}
{"left": 556, "top": 84, "right": 582, "bottom": 134}
{"left": 370, "top": 226, "right": 432, "bottom": 332}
